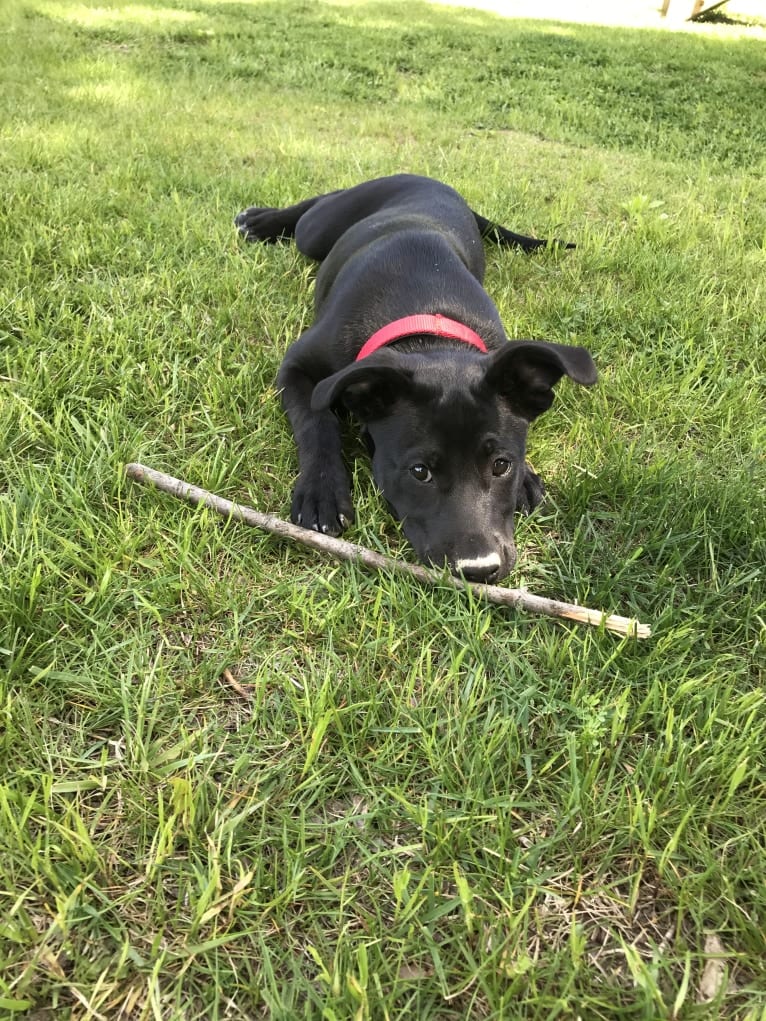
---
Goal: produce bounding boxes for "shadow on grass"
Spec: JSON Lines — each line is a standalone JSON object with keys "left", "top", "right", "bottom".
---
{"left": 32, "top": 0, "right": 766, "bottom": 169}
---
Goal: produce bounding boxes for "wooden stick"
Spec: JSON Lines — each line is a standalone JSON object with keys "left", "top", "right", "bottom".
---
{"left": 221, "top": 667, "right": 253, "bottom": 701}
{"left": 124, "top": 463, "right": 651, "bottom": 639}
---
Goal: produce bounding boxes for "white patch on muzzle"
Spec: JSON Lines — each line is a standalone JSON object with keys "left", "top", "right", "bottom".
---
{"left": 454, "top": 553, "right": 502, "bottom": 574}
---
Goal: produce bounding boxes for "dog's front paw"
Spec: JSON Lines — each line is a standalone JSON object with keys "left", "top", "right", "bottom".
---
{"left": 516, "top": 462, "right": 546, "bottom": 515}
{"left": 290, "top": 468, "right": 355, "bottom": 536}
{"left": 234, "top": 206, "right": 291, "bottom": 243}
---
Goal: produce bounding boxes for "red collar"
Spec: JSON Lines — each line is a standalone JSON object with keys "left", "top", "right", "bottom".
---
{"left": 355, "top": 314, "right": 488, "bottom": 361}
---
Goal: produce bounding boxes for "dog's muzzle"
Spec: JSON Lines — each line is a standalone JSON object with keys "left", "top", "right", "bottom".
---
{"left": 453, "top": 553, "right": 503, "bottom": 583}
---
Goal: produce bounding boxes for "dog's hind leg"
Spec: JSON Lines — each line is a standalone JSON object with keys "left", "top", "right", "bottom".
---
{"left": 235, "top": 190, "right": 343, "bottom": 244}
{"left": 473, "top": 212, "right": 575, "bottom": 251}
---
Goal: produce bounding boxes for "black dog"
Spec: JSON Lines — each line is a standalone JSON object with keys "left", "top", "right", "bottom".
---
{"left": 236, "top": 174, "right": 596, "bottom": 583}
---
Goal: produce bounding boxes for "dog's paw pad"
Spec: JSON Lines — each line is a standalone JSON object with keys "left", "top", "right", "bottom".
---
{"left": 234, "top": 206, "right": 289, "bottom": 243}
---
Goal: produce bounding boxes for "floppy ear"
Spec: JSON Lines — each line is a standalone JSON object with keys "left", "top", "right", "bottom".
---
{"left": 484, "top": 340, "right": 597, "bottom": 421}
{"left": 311, "top": 358, "right": 415, "bottom": 421}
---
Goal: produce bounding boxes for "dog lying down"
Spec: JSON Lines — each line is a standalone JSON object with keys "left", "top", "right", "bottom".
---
{"left": 235, "top": 174, "right": 596, "bottom": 584}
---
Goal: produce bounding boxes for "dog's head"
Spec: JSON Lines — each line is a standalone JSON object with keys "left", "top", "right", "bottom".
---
{"left": 312, "top": 341, "right": 596, "bottom": 583}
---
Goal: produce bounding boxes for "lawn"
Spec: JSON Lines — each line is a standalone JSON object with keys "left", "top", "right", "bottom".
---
{"left": 1, "top": 0, "right": 764, "bottom": 1017}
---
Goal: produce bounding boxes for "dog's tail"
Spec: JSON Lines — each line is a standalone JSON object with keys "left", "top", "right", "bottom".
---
{"left": 473, "top": 212, "right": 575, "bottom": 252}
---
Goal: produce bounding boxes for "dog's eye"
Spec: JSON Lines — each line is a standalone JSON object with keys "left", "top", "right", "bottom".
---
{"left": 410, "top": 464, "right": 432, "bottom": 483}
{"left": 492, "top": 457, "right": 512, "bottom": 477}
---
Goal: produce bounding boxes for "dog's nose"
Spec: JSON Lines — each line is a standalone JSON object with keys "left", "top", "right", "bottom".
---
{"left": 453, "top": 553, "right": 502, "bottom": 584}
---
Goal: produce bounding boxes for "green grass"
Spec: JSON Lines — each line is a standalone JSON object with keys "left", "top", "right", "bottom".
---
{"left": 1, "top": 0, "right": 765, "bottom": 1017}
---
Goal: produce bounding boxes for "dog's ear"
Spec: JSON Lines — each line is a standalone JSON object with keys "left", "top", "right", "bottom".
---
{"left": 311, "top": 358, "right": 415, "bottom": 420}
{"left": 484, "top": 341, "right": 597, "bottom": 421}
